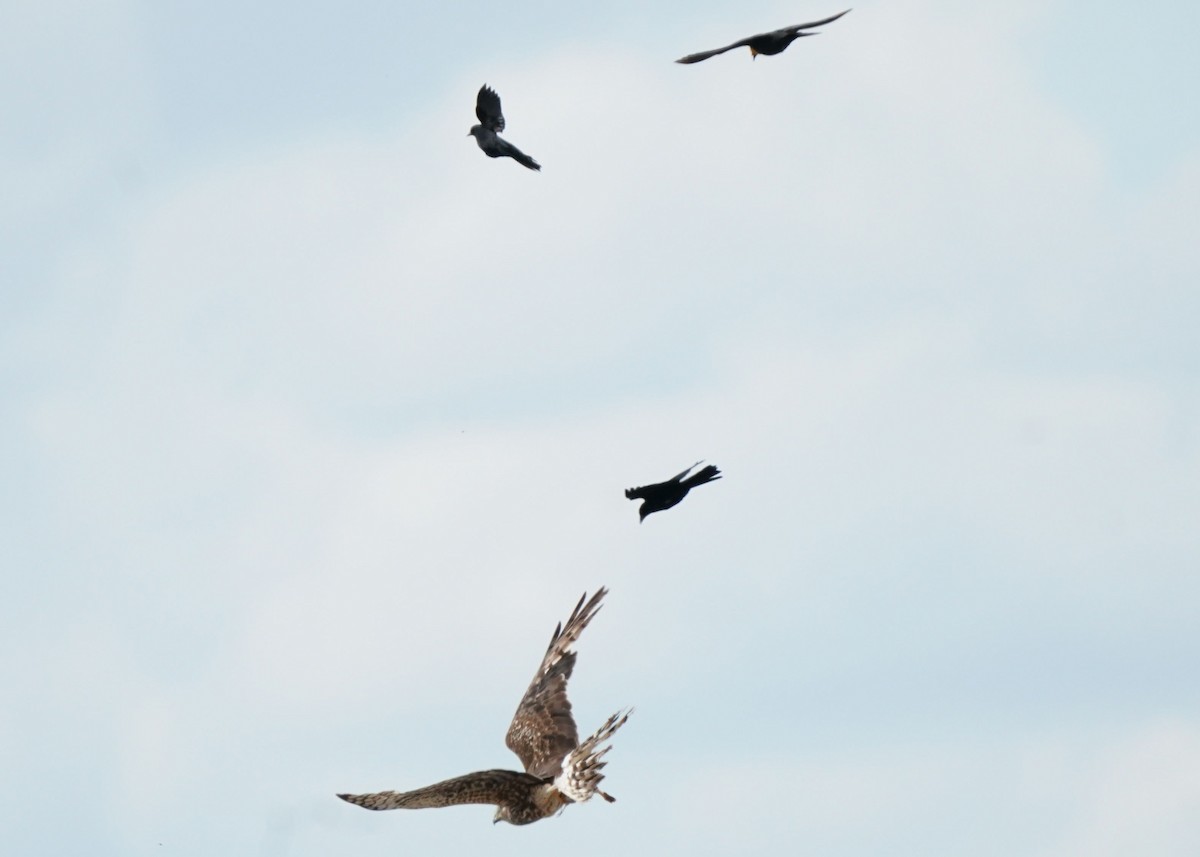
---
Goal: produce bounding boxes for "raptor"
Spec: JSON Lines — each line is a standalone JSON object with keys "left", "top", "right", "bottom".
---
{"left": 338, "top": 589, "right": 629, "bottom": 825}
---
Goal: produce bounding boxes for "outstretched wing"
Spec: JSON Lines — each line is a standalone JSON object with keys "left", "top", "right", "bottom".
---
{"left": 782, "top": 9, "right": 852, "bottom": 33}
{"left": 682, "top": 463, "right": 721, "bottom": 489}
{"left": 475, "top": 85, "right": 505, "bottom": 132}
{"left": 625, "top": 461, "right": 702, "bottom": 498}
{"left": 505, "top": 589, "right": 607, "bottom": 779}
{"left": 674, "top": 37, "right": 755, "bottom": 64}
{"left": 338, "top": 769, "right": 536, "bottom": 811}
{"left": 496, "top": 138, "right": 541, "bottom": 171}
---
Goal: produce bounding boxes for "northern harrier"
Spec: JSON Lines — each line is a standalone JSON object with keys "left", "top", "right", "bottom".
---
{"left": 625, "top": 461, "right": 722, "bottom": 522}
{"left": 469, "top": 84, "right": 541, "bottom": 171}
{"left": 674, "top": 10, "right": 850, "bottom": 64}
{"left": 338, "top": 589, "right": 630, "bottom": 825}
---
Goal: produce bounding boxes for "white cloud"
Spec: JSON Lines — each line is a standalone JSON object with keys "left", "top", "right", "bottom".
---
{"left": 1041, "top": 721, "right": 1200, "bottom": 857}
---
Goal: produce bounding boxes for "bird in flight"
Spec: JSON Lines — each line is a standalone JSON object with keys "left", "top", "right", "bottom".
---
{"left": 468, "top": 84, "right": 541, "bottom": 171}
{"left": 625, "top": 461, "right": 722, "bottom": 522}
{"left": 338, "top": 589, "right": 630, "bottom": 826}
{"left": 674, "top": 9, "right": 850, "bottom": 64}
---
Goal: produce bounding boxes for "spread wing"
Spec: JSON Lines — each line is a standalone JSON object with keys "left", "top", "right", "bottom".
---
{"left": 784, "top": 9, "right": 852, "bottom": 32}
{"left": 625, "top": 461, "right": 701, "bottom": 499}
{"left": 338, "top": 769, "right": 537, "bottom": 811}
{"left": 475, "top": 84, "right": 505, "bottom": 133}
{"left": 505, "top": 589, "right": 607, "bottom": 779}
{"left": 674, "top": 36, "right": 755, "bottom": 64}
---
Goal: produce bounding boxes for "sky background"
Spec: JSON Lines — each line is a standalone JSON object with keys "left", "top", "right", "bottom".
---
{"left": 3, "top": 1, "right": 1200, "bottom": 854}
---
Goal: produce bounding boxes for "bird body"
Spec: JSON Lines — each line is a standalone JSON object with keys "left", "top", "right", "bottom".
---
{"left": 338, "top": 589, "right": 629, "bottom": 826}
{"left": 625, "top": 461, "right": 722, "bottom": 521}
{"left": 469, "top": 84, "right": 541, "bottom": 171}
{"left": 675, "top": 9, "right": 850, "bottom": 64}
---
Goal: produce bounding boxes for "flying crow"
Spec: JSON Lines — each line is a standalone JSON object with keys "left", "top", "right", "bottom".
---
{"left": 675, "top": 10, "right": 850, "bottom": 64}
{"left": 625, "top": 461, "right": 722, "bottom": 522}
{"left": 469, "top": 84, "right": 541, "bottom": 171}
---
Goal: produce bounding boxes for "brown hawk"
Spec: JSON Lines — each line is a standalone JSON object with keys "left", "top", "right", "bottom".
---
{"left": 338, "top": 588, "right": 631, "bottom": 825}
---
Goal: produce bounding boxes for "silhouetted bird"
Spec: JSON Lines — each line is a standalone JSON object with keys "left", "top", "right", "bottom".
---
{"left": 625, "top": 462, "right": 722, "bottom": 522}
{"left": 469, "top": 84, "right": 541, "bottom": 171}
{"left": 674, "top": 9, "right": 850, "bottom": 64}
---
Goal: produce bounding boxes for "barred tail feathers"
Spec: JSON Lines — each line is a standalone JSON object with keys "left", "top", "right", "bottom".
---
{"left": 553, "top": 709, "right": 631, "bottom": 804}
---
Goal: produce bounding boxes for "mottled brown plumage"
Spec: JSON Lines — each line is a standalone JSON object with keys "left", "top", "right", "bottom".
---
{"left": 338, "top": 589, "right": 630, "bottom": 826}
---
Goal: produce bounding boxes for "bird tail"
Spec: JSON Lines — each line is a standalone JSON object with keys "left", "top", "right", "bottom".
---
{"left": 554, "top": 709, "right": 632, "bottom": 803}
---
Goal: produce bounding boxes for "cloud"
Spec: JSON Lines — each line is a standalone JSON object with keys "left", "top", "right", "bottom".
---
{"left": 1041, "top": 721, "right": 1200, "bottom": 857}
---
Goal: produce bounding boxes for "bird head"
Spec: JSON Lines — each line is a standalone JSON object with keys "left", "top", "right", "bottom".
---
{"left": 493, "top": 806, "right": 512, "bottom": 825}
{"left": 468, "top": 124, "right": 482, "bottom": 139}
{"left": 749, "top": 46, "right": 759, "bottom": 59}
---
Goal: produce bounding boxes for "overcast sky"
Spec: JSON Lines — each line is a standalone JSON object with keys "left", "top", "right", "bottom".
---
{"left": 3, "top": 1, "right": 1199, "bottom": 855}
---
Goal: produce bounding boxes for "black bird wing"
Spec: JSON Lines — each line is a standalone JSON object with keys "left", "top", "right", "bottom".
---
{"left": 625, "top": 461, "right": 702, "bottom": 498}
{"left": 674, "top": 35, "right": 757, "bottom": 64}
{"left": 505, "top": 590, "right": 608, "bottom": 779}
{"left": 475, "top": 85, "right": 506, "bottom": 132}
{"left": 674, "top": 9, "right": 852, "bottom": 64}
{"left": 682, "top": 463, "right": 722, "bottom": 489}
{"left": 497, "top": 138, "right": 541, "bottom": 171}
{"left": 675, "top": 35, "right": 759, "bottom": 64}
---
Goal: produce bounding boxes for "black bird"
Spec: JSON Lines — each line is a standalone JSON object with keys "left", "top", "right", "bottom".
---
{"left": 625, "top": 462, "right": 722, "bottom": 522}
{"left": 469, "top": 84, "right": 541, "bottom": 171}
{"left": 674, "top": 9, "right": 850, "bottom": 64}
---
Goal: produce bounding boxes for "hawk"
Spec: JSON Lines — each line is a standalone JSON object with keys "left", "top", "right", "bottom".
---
{"left": 468, "top": 84, "right": 542, "bottom": 171}
{"left": 674, "top": 9, "right": 850, "bottom": 64}
{"left": 338, "top": 589, "right": 630, "bottom": 826}
{"left": 625, "top": 461, "right": 722, "bottom": 522}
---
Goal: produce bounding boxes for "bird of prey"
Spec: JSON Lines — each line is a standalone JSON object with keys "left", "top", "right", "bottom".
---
{"left": 338, "top": 589, "right": 630, "bottom": 826}
{"left": 625, "top": 461, "right": 722, "bottom": 522}
{"left": 468, "top": 84, "right": 541, "bottom": 171}
{"left": 674, "top": 9, "right": 850, "bottom": 64}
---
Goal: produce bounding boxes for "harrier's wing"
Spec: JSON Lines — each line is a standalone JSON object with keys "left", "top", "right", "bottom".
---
{"left": 625, "top": 461, "right": 702, "bottom": 498}
{"left": 338, "top": 769, "right": 536, "bottom": 811}
{"left": 505, "top": 589, "right": 607, "bottom": 778}
{"left": 475, "top": 85, "right": 505, "bottom": 132}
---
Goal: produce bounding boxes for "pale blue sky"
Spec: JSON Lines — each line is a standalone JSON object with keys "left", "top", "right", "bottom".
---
{"left": 3, "top": 2, "right": 1199, "bottom": 855}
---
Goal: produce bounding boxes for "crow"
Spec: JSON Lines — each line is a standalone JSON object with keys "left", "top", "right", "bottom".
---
{"left": 625, "top": 462, "right": 722, "bottom": 522}
{"left": 674, "top": 9, "right": 850, "bottom": 64}
{"left": 469, "top": 84, "right": 541, "bottom": 171}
